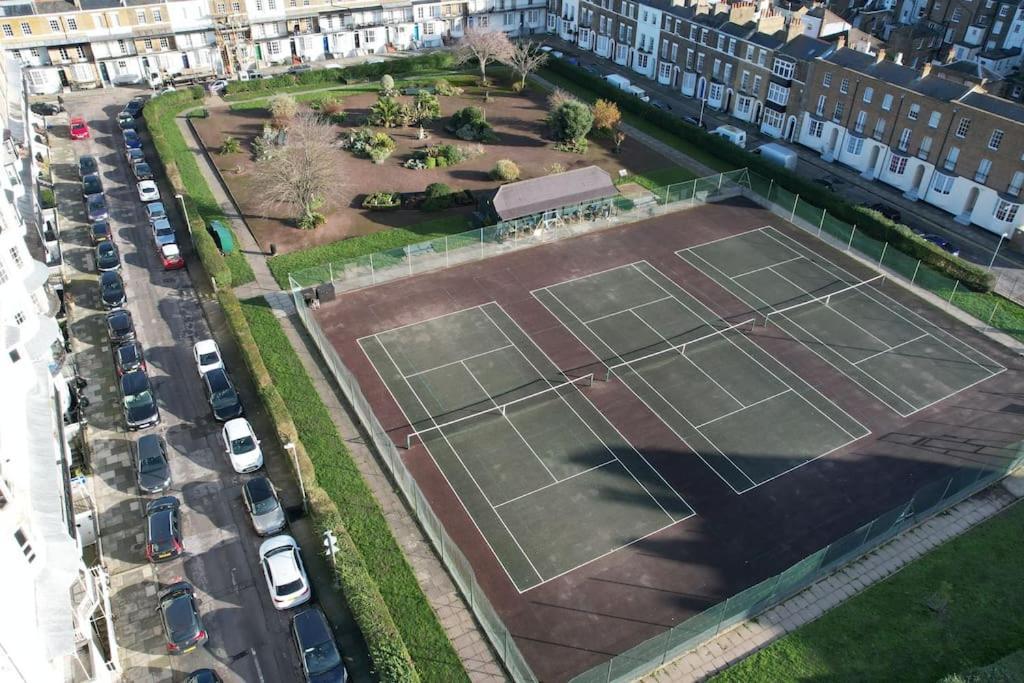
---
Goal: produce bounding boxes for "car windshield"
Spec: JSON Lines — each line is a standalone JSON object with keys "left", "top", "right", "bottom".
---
{"left": 230, "top": 435, "right": 255, "bottom": 454}
{"left": 156, "top": 224, "right": 174, "bottom": 236}
{"left": 125, "top": 390, "right": 154, "bottom": 410}
{"left": 304, "top": 642, "right": 342, "bottom": 675}
{"left": 252, "top": 493, "right": 278, "bottom": 515}
{"left": 277, "top": 577, "right": 304, "bottom": 596}
{"left": 110, "top": 316, "right": 130, "bottom": 332}
{"left": 211, "top": 388, "right": 236, "bottom": 408}
{"left": 199, "top": 351, "right": 219, "bottom": 365}
{"left": 136, "top": 163, "right": 150, "bottom": 174}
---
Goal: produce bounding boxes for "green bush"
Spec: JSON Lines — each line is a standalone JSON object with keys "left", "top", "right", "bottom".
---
{"left": 445, "top": 106, "right": 496, "bottom": 142}
{"left": 363, "top": 191, "right": 401, "bottom": 210}
{"left": 423, "top": 182, "right": 456, "bottom": 211}
{"left": 491, "top": 159, "right": 520, "bottom": 181}
{"left": 368, "top": 96, "right": 409, "bottom": 128}
{"left": 551, "top": 99, "right": 594, "bottom": 143}
{"left": 38, "top": 187, "right": 55, "bottom": 209}
{"left": 434, "top": 78, "right": 464, "bottom": 96}
{"left": 219, "top": 135, "right": 241, "bottom": 155}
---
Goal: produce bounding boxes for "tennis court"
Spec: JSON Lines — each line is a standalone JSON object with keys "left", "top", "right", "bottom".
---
{"left": 678, "top": 226, "right": 1005, "bottom": 417}
{"left": 532, "top": 261, "right": 868, "bottom": 494}
{"left": 359, "top": 302, "right": 694, "bottom": 592}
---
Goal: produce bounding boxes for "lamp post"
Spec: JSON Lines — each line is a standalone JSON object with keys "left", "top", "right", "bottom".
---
{"left": 987, "top": 231, "right": 1012, "bottom": 271}
{"left": 282, "top": 439, "right": 306, "bottom": 513}
{"left": 175, "top": 193, "right": 193, "bottom": 248}
{"left": 698, "top": 92, "right": 707, "bottom": 129}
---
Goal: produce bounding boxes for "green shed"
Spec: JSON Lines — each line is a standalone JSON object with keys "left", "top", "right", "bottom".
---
{"left": 210, "top": 220, "right": 235, "bottom": 254}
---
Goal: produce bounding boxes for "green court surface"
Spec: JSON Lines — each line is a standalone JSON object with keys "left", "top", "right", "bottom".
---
{"left": 678, "top": 227, "right": 1004, "bottom": 417}
{"left": 359, "top": 303, "right": 693, "bottom": 592}
{"left": 533, "top": 261, "right": 868, "bottom": 494}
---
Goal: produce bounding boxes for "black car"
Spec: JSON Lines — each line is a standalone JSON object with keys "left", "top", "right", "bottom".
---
{"left": 292, "top": 607, "right": 347, "bottom": 683}
{"left": 117, "top": 112, "right": 138, "bottom": 131}
{"left": 123, "top": 96, "right": 146, "bottom": 119}
{"left": 81, "top": 173, "right": 103, "bottom": 200}
{"left": 95, "top": 240, "right": 120, "bottom": 272}
{"left": 145, "top": 496, "right": 181, "bottom": 560}
{"left": 99, "top": 270, "right": 127, "bottom": 309}
{"left": 87, "top": 194, "right": 109, "bottom": 222}
{"left": 923, "top": 233, "right": 960, "bottom": 257}
{"left": 202, "top": 368, "right": 243, "bottom": 422}
{"left": 123, "top": 129, "right": 143, "bottom": 150}
{"left": 870, "top": 202, "right": 901, "bottom": 223}
{"left": 681, "top": 114, "right": 707, "bottom": 130}
{"left": 157, "top": 582, "right": 207, "bottom": 655}
{"left": 30, "top": 101, "right": 62, "bottom": 116}
{"left": 90, "top": 220, "right": 112, "bottom": 245}
{"left": 78, "top": 154, "right": 98, "bottom": 178}
{"left": 136, "top": 434, "right": 171, "bottom": 494}
{"left": 120, "top": 368, "right": 160, "bottom": 430}
{"left": 114, "top": 340, "right": 145, "bottom": 376}
{"left": 650, "top": 99, "right": 672, "bottom": 111}
{"left": 185, "top": 670, "right": 222, "bottom": 683}
{"left": 132, "top": 161, "right": 155, "bottom": 181}
{"left": 106, "top": 309, "right": 136, "bottom": 345}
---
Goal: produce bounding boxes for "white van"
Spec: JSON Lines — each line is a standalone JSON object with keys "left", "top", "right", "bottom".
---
{"left": 627, "top": 85, "right": 650, "bottom": 102}
{"left": 710, "top": 125, "right": 747, "bottom": 149}
{"left": 604, "top": 73, "right": 631, "bottom": 92}
{"left": 753, "top": 142, "right": 798, "bottom": 171}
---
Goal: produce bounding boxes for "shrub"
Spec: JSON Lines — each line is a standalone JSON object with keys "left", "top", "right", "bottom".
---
{"left": 446, "top": 106, "right": 496, "bottom": 142}
{"left": 423, "top": 182, "right": 456, "bottom": 211}
{"left": 491, "top": 159, "right": 520, "bottom": 181}
{"left": 319, "top": 98, "right": 347, "bottom": 124}
{"left": 368, "top": 96, "right": 409, "bottom": 128}
{"left": 410, "top": 143, "right": 480, "bottom": 169}
{"left": 219, "top": 135, "right": 241, "bottom": 154}
{"left": 425, "top": 156, "right": 436, "bottom": 169}
{"left": 186, "top": 108, "right": 208, "bottom": 119}
{"left": 341, "top": 127, "right": 395, "bottom": 163}
{"left": 380, "top": 74, "right": 397, "bottom": 96}
{"left": 551, "top": 99, "right": 594, "bottom": 144}
{"left": 410, "top": 91, "right": 441, "bottom": 123}
{"left": 592, "top": 99, "right": 621, "bottom": 132}
{"left": 363, "top": 191, "right": 401, "bottom": 210}
{"left": 297, "top": 211, "right": 326, "bottom": 229}
{"left": 547, "top": 87, "right": 576, "bottom": 113}
{"left": 545, "top": 162, "right": 566, "bottom": 175}
{"left": 39, "top": 187, "right": 55, "bottom": 209}
{"left": 434, "top": 78, "right": 464, "bottom": 96}
{"left": 554, "top": 138, "right": 588, "bottom": 154}
{"left": 512, "top": 81, "right": 525, "bottom": 93}
{"left": 268, "top": 93, "right": 298, "bottom": 123}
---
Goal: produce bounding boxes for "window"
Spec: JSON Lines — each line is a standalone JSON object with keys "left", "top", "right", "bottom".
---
{"left": 995, "top": 200, "right": 1019, "bottom": 222}
{"left": 268, "top": 41, "right": 280, "bottom": 55}
{"left": 862, "top": 86, "right": 873, "bottom": 103}
{"left": 908, "top": 103, "right": 920, "bottom": 120}
{"left": 833, "top": 101, "right": 845, "bottom": 122}
{"left": 685, "top": 49, "right": 693, "bottom": 70}
{"left": 815, "top": 94, "right": 826, "bottom": 116}
{"left": 696, "top": 53, "right": 704, "bottom": 71}
{"left": 503, "top": 12, "right": 513, "bottom": 25}
{"left": 989, "top": 129, "right": 1004, "bottom": 150}
{"left": 767, "top": 82, "right": 788, "bottom": 106}
{"left": 736, "top": 96, "right": 752, "bottom": 115}
{"left": 712, "top": 58, "right": 720, "bottom": 78}
{"left": 159, "top": 37, "right": 169, "bottom": 49}
{"left": 658, "top": 61, "right": 672, "bottom": 80}
{"left": 752, "top": 75, "right": 762, "bottom": 92}
{"left": 976, "top": 158, "right": 992, "bottom": 183}
{"left": 772, "top": 58, "right": 794, "bottom": 79}
{"left": 76, "top": 46, "right": 85, "bottom": 59}
{"left": 928, "top": 111, "right": 941, "bottom": 128}
{"left": 873, "top": 118, "right": 886, "bottom": 139}
{"left": 709, "top": 82, "right": 724, "bottom": 102}
{"left": 898, "top": 128, "right": 912, "bottom": 151}
{"left": 762, "top": 108, "right": 785, "bottom": 132}
{"left": 944, "top": 146, "right": 960, "bottom": 171}
{"left": 671, "top": 44, "right": 678, "bottom": 62}
{"left": 716, "top": 34, "right": 724, "bottom": 51}
{"left": 0, "top": 259, "right": 6, "bottom": 283}
{"left": 14, "top": 529, "right": 34, "bottom": 563}
{"left": 49, "top": 19, "right": 60, "bottom": 32}
{"left": 13, "top": 311, "right": 25, "bottom": 326}
{"left": 854, "top": 110, "right": 867, "bottom": 133}
{"left": 931, "top": 173, "right": 955, "bottom": 195}
{"left": 58, "top": 48, "right": 69, "bottom": 61}
{"left": 840, "top": 77, "right": 849, "bottom": 94}
{"left": 881, "top": 93, "right": 893, "bottom": 111}
{"left": 822, "top": 72, "right": 832, "bottom": 88}
{"left": 918, "top": 136, "right": 932, "bottom": 159}
{"left": 20, "top": 22, "right": 31, "bottom": 35}
{"left": 144, "top": 39, "right": 153, "bottom": 50}
{"left": 757, "top": 49, "right": 766, "bottom": 66}
{"left": 728, "top": 38, "right": 736, "bottom": 55}
{"left": 117, "top": 39, "right": 127, "bottom": 54}
{"left": 955, "top": 117, "right": 971, "bottom": 138}
{"left": 700, "top": 28, "right": 708, "bottom": 44}
{"left": 808, "top": 119, "right": 824, "bottom": 138}
{"left": 232, "top": 2, "right": 240, "bottom": 11}
{"left": 153, "top": 9, "right": 162, "bottom": 21}
{"left": 216, "top": 3, "right": 225, "bottom": 12}
{"left": 846, "top": 136, "right": 864, "bottom": 155}
{"left": 689, "top": 24, "right": 697, "bottom": 41}
{"left": 999, "top": 3, "right": 1010, "bottom": 16}
{"left": 888, "top": 155, "right": 908, "bottom": 175}
{"left": 136, "top": 10, "right": 146, "bottom": 23}
{"left": 745, "top": 45, "right": 754, "bottom": 61}
{"left": 1008, "top": 171, "right": 1024, "bottom": 197}
{"left": 950, "top": 7, "right": 962, "bottom": 21}
{"left": 740, "top": 71, "right": 750, "bottom": 91}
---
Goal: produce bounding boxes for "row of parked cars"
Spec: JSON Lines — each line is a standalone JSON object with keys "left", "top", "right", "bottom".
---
{"left": 75, "top": 97, "right": 346, "bottom": 682}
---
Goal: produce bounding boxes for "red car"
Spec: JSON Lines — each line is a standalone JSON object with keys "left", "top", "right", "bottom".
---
{"left": 160, "top": 243, "right": 185, "bottom": 270}
{"left": 69, "top": 117, "right": 90, "bottom": 140}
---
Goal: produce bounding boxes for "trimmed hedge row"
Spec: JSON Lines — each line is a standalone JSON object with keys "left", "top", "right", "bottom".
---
{"left": 225, "top": 51, "right": 457, "bottom": 97}
{"left": 219, "top": 290, "right": 422, "bottom": 682}
{"left": 542, "top": 59, "right": 995, "bottom": 292}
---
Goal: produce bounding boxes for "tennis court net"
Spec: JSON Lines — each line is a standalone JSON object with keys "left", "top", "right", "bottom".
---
{"left": 763, "top": 274, "right": 885, "bottom": 328}
{"left": 405, "top": 373, "right": 594, "bottom": 448}
{"left": 606, "top": 318, "right": 755, "bottom": 379}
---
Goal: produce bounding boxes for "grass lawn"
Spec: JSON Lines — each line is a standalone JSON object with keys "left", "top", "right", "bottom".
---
{"left": 713, "top": 499, "right": 1024, "bottom": 682}
{"left": 240, "top": 299, "right": 468, "bottom": 683}
{"left": 226, "top": 72, "right": 479, "bottom": 110}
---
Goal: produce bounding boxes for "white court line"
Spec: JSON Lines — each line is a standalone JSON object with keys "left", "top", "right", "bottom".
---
{"left": 853, "top": 333, "right": 929, "bottom": 367}
{"left": 695, "top": 389, "right": 791, "bottom": 429}
{"left": 680, "top": 224, "right": 770, "bottom": 250}
{"left": 356, "top": 304, "right": 492, "bottom": 341}
{"left": 534, "top": 258, "right": 652, "bottom": 293}
{"left": 536, "top": 280, "right": 761, "bottom": 493}
{"left": 583, "top": 295, "right": 674, "bottom": 325}
{"left": 461, "top": 359, "right": 559, "bottom": 484}
{"left": 477, "top": 304, "right": 686, "bottom": 518}
{"left": 493, "top": 458, "right": 618, "bottom": 509}
{"left": 358, "top": 331, "right": 542, "bottom": 591}
{"left": 734, "top": 256, "right": 803, "bottom": 279}
{"left": 403, "top": 344, "right": 515, "bottom": 379}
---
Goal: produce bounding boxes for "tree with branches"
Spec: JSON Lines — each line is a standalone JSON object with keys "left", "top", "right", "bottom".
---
{"left": 501, "top": 40, "right": 549, "bottom": 91}
{"left": 455, "top": 28, "right": 513, "bottom": 86}
{"left": 253, "top": 112, "right": 343, "bottom": 229}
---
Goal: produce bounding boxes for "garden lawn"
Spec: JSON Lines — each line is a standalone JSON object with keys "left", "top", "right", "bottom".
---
{"left": 713, "top": 499, "right": 1024, "bottom": 682}
{"left": 240, "top": 299, "right": 468, "bottom": 683}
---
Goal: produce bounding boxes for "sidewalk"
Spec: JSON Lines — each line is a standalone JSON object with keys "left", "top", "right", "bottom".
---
{"left": 179, "top": 111, "right": 506, "bottom": 681}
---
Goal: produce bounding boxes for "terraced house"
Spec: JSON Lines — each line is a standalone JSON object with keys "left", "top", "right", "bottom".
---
{"left": 798, "top": 47, "right": 1024, "bottom": 237}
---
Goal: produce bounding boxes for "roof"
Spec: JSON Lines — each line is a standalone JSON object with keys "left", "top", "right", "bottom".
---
{"left": 749, "top": 31, "right": 786, "bottom": 50}
{"left": 937, "top": 59, "right": 1002, "bottom": 81}
{"left": 778, "top": 34, "right": 832, "bottom": 61}
{"left": 823, "top": 48, "right": 972, "bottom": 100}
{"left": 491, "top": 166, "right": 618, "bottom": 221}
{"left": 960, "top": 91, "right": 1024, "bottom": 124}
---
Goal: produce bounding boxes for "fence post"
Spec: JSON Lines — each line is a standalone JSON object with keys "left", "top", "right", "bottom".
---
{"left": 988, "top": 300, "right": 1000, "bottom": 325}
{"left": 818, "top": 211, "right": 826, "bottom": 237}
{"left": 767, "top": 178, "right": 774, "bottom": 202}
{"left": 329, "top": 262, "right": 333, "bottom": 284}
{"left": 878, "top": 242, "right": 887, "bottom": 266}
{"left": 948, "top": 279, "right": 959, "bottom": 304}
{"left": 718, "top": 172, "right": 723, "bottom": 190}
{"left": 445, "top": 235, "right": 449, "bottom": 267}
{"left": 845, "top": 225, "right": 855, "bottom": 250}
{"left": 408, "top": 248, "right": 413, "bottom": 276}
{"left": 370, "top": 253, "right": 376, "bottom": 284}
{"left": 663, "top": 185, "right": 669, "bottom": 205}
{"left": 791, "top": 194, "right": 800, "bottom": 222}
{"left": 911, "top": 259, "right": 921, "bottom": 284}
{"left": 480, "top": 228, "right": 484, "bottom": 258}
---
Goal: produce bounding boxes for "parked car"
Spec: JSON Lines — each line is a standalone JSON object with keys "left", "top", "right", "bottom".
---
{"left": 222, "top": 418, "right": 263, "bottom": 473}
{"left": 208, "top": 79, "right": 228, "bottom": 94}
{"left": 135, "top": 434, "right": 171, "bottom": 494}
{"left": 114, "top": 340, "right": 146, "bottom": 376}
{"left": 146, "top": 201, "right": 167, "bottom": 223}
{"left": 90, "top": 220, "right": 112, "bottom": 245}
{"left": 30, "top": 101, "right": 62, "bottom": 116}
{"left": 193, "top": 339, "right": 223, "bottom": 375}
{"left": 123, "top": 96, "right": 147, "bottom": 118}
{"left": 157, "top": 582, "right": 207, "bottom": 655}
{"left": 126, "top": 147, "right": 145, "bottom": 166}
{"left": 922, "top": 233, "right": 960, "bottom": 257}
{"left": 160, "top": 243, "right": 185, "bottom": 270}
{"left": 138, "top": 180, "right": 160, "bottom": 202}
{"left": 95, "top": 240, "right": 121, "bottom": 272}
{"left": 121, "top": 368, "right": 160, "bottom": 430}
{"left": 151, "top": 217, "right": 176, "bottom": 246}
{"left": 105, "top": 309, "right": 136, "bottom": 345}
{"left": 681, "top": 114, "right": 706, "bottom": 130}
{"left": 242, "top": 477, "right": 286, "bottom": 536}
{"left": 78, "top": 154, "right": 98, "bottom": 178}
{"left": 133, "top": 161, "right": 155, "bottom": 181}
{"left": 870, "top": 202, "right": 901, "bottom": 223}
{"left": 123, "top": 128, "right": 143, "bottom": 150}
{"left": 650, "top": 99, "right": 672, "bottom": 111}
{"left": 292, "top": 607, "right": 347, "bottom": 683}
{"left": 145, "top": 496, "right": 181, "bottom": 561}
{"left": 260, "top": 535, "right": 310, "bottom": 610}
{"left": 202, "top": 368, "right": 243, "bottom": 422}
{"left": 81, "top": 173, "right": 103, "bottom": 200}
{"left": 184, "top": 670, "right": 222, "bottom": 683}
{"left": 70, "top": 116, "right": 90, "bottom": 140}
{"left": 99, "top": 270, "right": 127, "bottom": 309}
{"left": 117, "top": 112, "right": 138, "bottom": 131}
{"left": 87, "top": 195, "right": 109, "bottom": 222}
{"left": 287, "top": 64, "right": 313, "bottom": 74}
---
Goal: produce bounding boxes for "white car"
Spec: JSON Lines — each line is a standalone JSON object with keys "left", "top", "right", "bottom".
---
{"left": 259, "top": 535, "right": 311, "bottom": 610}
{"left": 208, "top": 79, "right": 228, "bottom": 94}
{"left": 222, "top": 418, "right": 263, "bottom": 473}
{"left": 193, "top": 339, "right": 223, "bottom": 375}
{"left": 137, "top": 180, "right": 160, "bottom": 202}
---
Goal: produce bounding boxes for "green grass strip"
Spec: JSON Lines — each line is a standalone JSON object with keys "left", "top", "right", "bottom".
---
{"left": 240, "top": 301, "right": 469, "bottom": 683}
{"left": 713, "top": 500, "right": 1024, "bottom": 682}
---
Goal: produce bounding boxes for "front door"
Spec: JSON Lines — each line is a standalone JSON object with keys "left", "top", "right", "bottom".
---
{"left": 182, "top": 53, "right": 190, "bottom": 69}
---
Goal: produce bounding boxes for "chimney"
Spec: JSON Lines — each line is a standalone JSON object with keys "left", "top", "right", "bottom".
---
{"left": 893, "top": 51, "right": 903, "bottom": 65}
{"left": 756, "top": 7, "right": 785, "bottom": 36}
{"left": 945, "top": 46, "right": 957, "bottom": 63}
{"left": 728, "top": 1, "right": 756, "bottom": 26}
{"left": 786, "top": 17, "right": 804, "bottom": 42}
{"left": 835, "top": 33, "right": 846, "bottom": 51}
{"left": 874, "top": 47, "right": 886, "bottom": 64}
{"left": 919, "top": 62, "right": 932, "bottom": 79}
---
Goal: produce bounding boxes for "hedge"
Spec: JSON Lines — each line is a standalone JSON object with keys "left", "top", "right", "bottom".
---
{"left": 236, "top": 296, "right": 468, "bottom": 683}
{"left": 541, "top": 59, "right": 995, "bottom": 292}
{"left": 143, "top": 88, "right": 255, "bottom": 287}
{"left": 217, "top": 290, "right": 423, "bottom": 680}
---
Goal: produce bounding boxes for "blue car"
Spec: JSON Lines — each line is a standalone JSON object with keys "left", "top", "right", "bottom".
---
{"left": 123, "top": 129, "right": 143, "bottom": 150}
{"left": 151, "top": 217, "right": 176, "bottom": 246}
{"left": 145, "top": 201, "right": 166, "bottom": 223}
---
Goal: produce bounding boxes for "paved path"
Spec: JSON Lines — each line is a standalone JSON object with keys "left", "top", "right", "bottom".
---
{"left": 179, "top": 112, "right": 506, "bottom": 681}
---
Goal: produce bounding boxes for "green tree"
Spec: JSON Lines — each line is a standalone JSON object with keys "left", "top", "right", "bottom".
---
{"left": 552, "top": 100, "right": 594, "bottom": 143}
{"left": 368, "top": 96, "right": 407, "bottom": 128}
{"left": 411, "top": 91, "right": 441, "bottom": 123}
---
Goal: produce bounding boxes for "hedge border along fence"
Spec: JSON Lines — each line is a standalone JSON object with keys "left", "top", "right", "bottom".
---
{"left": 227, "top": 292, "right": 468, "bottom": 683}
{"left": 541, "top": 59, "right": 995, "bottom": 292}
{"left": 224, "top": 50, "right": 458, "bottom": 99}
{"left": 143, "top": 87, "right": 255, "bottom": 287}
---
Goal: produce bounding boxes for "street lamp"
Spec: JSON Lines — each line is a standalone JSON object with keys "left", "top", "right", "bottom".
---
{"left": 698, "top": 92, "right": 707, "bottom": 129}
{"left": 987, "top": 231, "right": 1013, "bottom": 271}
{"left": 281, "top": 439, "right": 306, "bottom": 513}
{"left": 175, "top": 193, "right": 194, "bottom": 247}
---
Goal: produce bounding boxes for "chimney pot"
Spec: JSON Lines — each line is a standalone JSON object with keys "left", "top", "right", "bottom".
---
{"left": 874, "top": 47, "right": 886, "bottom": 63}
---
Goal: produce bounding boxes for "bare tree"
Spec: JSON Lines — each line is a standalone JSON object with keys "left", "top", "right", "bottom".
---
{"left": 455, "top": 28, "right": 513, "bottom": 85}
{"left": 253, "top": 112, "right": 343, "bottom": 229}
{"left": 501, "top": 40, "right": 549, "bottom": 91}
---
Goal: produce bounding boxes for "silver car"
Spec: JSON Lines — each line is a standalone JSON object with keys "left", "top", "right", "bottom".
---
{"left": 242, "top": 476, "right": 286, "bottom": 536}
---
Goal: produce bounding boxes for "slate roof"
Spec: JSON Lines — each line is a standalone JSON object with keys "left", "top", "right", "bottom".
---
{"left": 824, "top": 48, "right": 972, "bottom": 100}
{"left": 492, "top": 166, "right": 618, "bottom": 221}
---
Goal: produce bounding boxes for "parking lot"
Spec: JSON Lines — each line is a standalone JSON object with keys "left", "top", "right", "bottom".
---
{"left": 51, "top": 88, "right": 369, "bottom": 682}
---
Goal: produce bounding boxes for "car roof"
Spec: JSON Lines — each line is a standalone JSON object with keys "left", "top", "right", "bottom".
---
{"left": 264, "top": 544, "right": 302, "bottom": 584}
{"left": 293, "top": 607, "right": 331, "bottom": 644}
{"left": 121, "top": 369, "right": 150, "bottom": 393}
{"left": 117, "top": 342, "right": 141, "bottom": 361}
{"left": 100, "top": 270, "right": 121, "bottom": 284}
{"left": 205, "top": 367, "right": 230, "bottom": 388}
{"left": 107, "top": 308, "right": 131, "bottom": 322}
{"left": 244, "top": 476, "right": 274, "bottom": 500}
{"left": 162, "top": 243, "right": 181, "bottom": 257}
{"left": 71, "top": 116, "right": 86, "bottom": 124}
{"left": 195, "top": 339, "right": 218, "bottom": 353}
{"left": 136, "top": 433, "right": 164, "bottom": 459}
{"left": 97, "top": 240, "right": 116, "bottom": 252}
{"left": 224, "top": 418, "right": 251, "bottom": 439}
